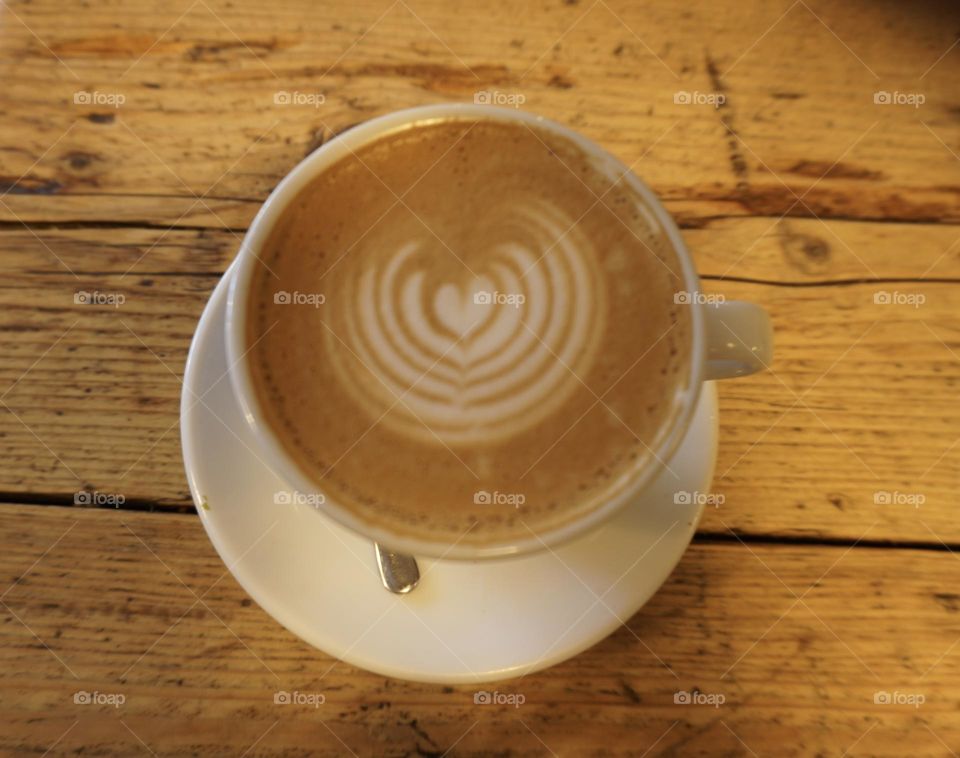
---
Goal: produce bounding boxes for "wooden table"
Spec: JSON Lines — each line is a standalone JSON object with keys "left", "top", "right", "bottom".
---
{"left": 1, "top": 1, "right": 958, "bottom": 755}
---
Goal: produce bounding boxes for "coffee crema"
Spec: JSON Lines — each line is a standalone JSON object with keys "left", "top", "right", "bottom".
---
{"left": 246, "top": 117, "right": 693, "bottom": 548}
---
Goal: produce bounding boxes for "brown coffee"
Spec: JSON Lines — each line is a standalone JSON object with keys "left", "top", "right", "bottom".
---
{"left": 246, "top": 117, "right": 693, "bottom": 548}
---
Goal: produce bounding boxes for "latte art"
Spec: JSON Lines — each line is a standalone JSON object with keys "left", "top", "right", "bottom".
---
{"left": 247, "top": 117, "right": 693, "bottom": 548}
{"left": 326, "top": 199, "right": 607, "bottom": 446}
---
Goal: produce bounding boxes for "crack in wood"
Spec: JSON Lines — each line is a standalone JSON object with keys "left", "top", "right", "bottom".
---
{"left": 694, "top": 530, "right": 960, "bottom": 554}
{"left": 0, "top": 492, "right": 193, "bottom": 513}
{"left": 0, "top": 220, "right": 248, "bottom": 234}
{"left": 1, "top": 498, "right": 958, "bottom": 553}
{"left": 700, "top": 274, "right": 960, "bottom": 287}
{"left": 705, "top": 51, "right": 749, "bottom": 193}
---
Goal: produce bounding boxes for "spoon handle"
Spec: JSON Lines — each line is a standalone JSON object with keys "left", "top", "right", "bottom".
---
{"left": 375, "top": 543, "right": 420, "bottom": 594}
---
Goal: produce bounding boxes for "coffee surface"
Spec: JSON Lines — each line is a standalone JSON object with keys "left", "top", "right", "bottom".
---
{"left": 247, "top": 117, "right": 693, "bottom": 547}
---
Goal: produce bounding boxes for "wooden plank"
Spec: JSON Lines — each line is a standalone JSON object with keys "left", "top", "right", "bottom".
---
{"left": 0, "top": 503, "right": 958, "bottom": 756}
{"left": 0, "top": 195, "right": 259, "bottom": 230}
{"left": 0, "top": 222, "right": 958, "bottom": 543}
{"left": 2, "top": 214, "right": 959, "bottom": 281}
{"left": 706, "top": 281, "right": 960, "bottom": 544}
{"left": 0, "top": 225, "right": 239, "bottom": 276}
{"left": 0, "top": 0, "right": 958, "bottom": 227}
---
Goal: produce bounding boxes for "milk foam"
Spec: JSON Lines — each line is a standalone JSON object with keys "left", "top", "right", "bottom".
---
{"left": 326, "top": 198, "right": 607, "bottom": 445}
{"left": 247, "top": 117, "right": 693, "bottom": 546}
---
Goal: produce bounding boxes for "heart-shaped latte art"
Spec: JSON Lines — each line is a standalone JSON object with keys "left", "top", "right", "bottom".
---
{"left": 324, "top": 199, "right": 607, "bottom": 446}
{"left": 432, "top": 278, "right": 495, "bottom": 341}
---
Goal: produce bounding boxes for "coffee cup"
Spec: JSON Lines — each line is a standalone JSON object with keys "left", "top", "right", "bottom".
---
{"left": 225, "top": 104, "right": 772, "bottom": 559}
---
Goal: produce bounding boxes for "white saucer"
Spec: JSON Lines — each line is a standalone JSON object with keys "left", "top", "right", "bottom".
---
{"left": 181, "top": 265, "right": 719, "bottom": 684}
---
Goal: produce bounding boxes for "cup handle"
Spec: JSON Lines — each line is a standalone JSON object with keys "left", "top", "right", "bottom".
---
{"left": 702, "top": 300, "right": 773, "bottom": 380}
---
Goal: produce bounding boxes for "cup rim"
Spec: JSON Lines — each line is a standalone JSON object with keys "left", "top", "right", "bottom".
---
{"left": 225, "top": 103, "right": 706, "bottom": 560}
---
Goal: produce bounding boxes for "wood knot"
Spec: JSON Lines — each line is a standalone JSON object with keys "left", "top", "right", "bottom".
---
{"left": 64, "top": 151, "right": 98, "bottom": 170}
{"left": 780, "top": 225, "right": 831, "bottom": 274}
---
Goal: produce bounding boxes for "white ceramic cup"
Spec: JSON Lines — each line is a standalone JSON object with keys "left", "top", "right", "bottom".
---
{"left": 225, "top": 104, "right": 773, "bottom": 560}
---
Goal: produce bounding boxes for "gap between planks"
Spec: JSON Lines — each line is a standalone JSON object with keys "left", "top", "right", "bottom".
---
{"left": 1, "top": 496, "right": 957, "bottom": 554}
{"left": 2, "top": 212, "right": 960, "bottom": 235}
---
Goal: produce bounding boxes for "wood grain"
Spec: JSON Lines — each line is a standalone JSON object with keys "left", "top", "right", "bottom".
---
{"left": 2, "top": 211, "right": 959, "bottom": 280}
{"left": 1, "top": 220, "right": 957, "bottom": 545}
{"left": 0, "top": 0, "right": 958, "bottom": 228}
{"left": 1, "top": 504, "right": 959, "bottom": 757}
{"left": 2, "top": 0, "right": 959, "bottom": 754}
